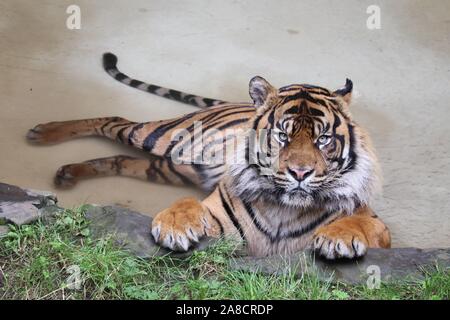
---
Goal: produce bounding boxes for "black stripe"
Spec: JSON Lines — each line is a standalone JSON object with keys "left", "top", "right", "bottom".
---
{"left": 218, "top": 186, "right": 246, "bottom": 241}
{"left": 332, "top": 110, "right": 342, "bottom": 132}
{"left": 309, "top": 107, "right": 325, "bottom": 117}
{"left": 282, "top": 90, "right": 310, "bottom": 103}
{"left": 252, "top": 114, "right": 264, "bottom": 131}
{"left": 331, "top": 111, "right": 347, "bottom": 166}
{"left": 284, "top": 210, "right": 334, "bottom": 239}
{"left": 215, "top": 118, "right": 248, "bottom": 131}
{"left": 169, "top": 89, "right": 182, "bottom": 101}
{"left": 165, "top": 107, "right": 253, "bottom": 160}
{"left": 192, "top": 108, "right": 245, "bottom": 132}
{"left": 182, "top": 94, "right": 195, "bottom": 105}
{"left": 201, "top": 105, "right": 253, "bottom": 124}
{"left": 203, "top": 98, "right": 223, "bottom": 107}
{"left": 147, "top": 159, "right": 171, "bottom": 184}
{"left": 267, "top": 107, "right": 276, "bottom": 129}
{"left": 128, "top": 123, "right": 145, "bottom": 145}
{"left": 108, "top": 122, "right": 132, "bottom": 139}
{"left": 202, "top": 108, "right": 253, "bottom": 128}
{"left": 206, "top": 164, "right": 225, "bottom": 170}
{"left": 115, "top": 72, "right": 127, "bottom": 81}
{"left": 279, "top": 84, "right": 331, "bottom": 94}
{"left": 298, "top": 100, "right": 308, "bottom": 115}
{"left": 147, "top": 85, "right": 160, "bottom": 94}
{"left": 201, "top": 112, "right": 252, "bottom": 134}
{"left": 162, "top": 107, "right": 247, "bottom": 158}
{"left": 117, "top": 126, "right": 129, "bottom": 143}
{"left": 166, "top": 159, "right": 195, "bottom": 186}
{"left": 99, "top": 118, "right": 120, "bottom": 135}
{"left": 243, "top": 199, "right": 335, "bottom": 242}
{"left": 150, "top": 86, "right": 226, "bottom": 108}
{"left": 192, "top": 163, "right": 211, "bottom": 186}
{"left": 279, "top": 85, "right": 302, "bottom": 92}
{"left": 109, "top": 123, "right": 130, "bottom": 131}
{"left": 142, "top": 113, "right": 196, "bottom": 152}
{"left": 282, "top": 91, "right": 332, "bottom": 109}
{"left": 346, "top": 124, "right": 357, "bottom": 171}
{"left": 154, "top": 167, "right": 170, "bottom": 184}
{"left": 165, "top": 89, "right": 225, "bottom": 108}
{"left": 251, "top": 102, "right": 279, "bottom": 133}
{"left": 130, "top": 80, "right": 144, "bottom": 88}
{"left": 242, "top": 199, "right": 278, "bottom": 243}
{"left": 286, "top": 105, "right": 299, "bottom": 114}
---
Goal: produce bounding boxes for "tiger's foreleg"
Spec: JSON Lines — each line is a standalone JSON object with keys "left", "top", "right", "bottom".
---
{"left": 312, "top": 206, "right": 391, "bottom": 259}
{"left": 53, "top": 155, "right": 201, "bottom": 188}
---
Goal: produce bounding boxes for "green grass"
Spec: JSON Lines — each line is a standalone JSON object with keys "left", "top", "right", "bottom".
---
{"left": 0, "top": 206, "right": 448, "bottom": 300}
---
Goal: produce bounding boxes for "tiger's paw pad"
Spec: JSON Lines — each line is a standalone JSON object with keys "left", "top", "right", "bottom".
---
{"left": 313, "top": 229, "right": 368, "bottom": 260}
{"left": 151, "top": 198, "right": 210, "bottom": 252}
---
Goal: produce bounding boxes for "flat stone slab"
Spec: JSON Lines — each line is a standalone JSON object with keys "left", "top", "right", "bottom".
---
{"left": 231, "top": 248, "right": 450, "bottom": 284}
{"left": 85, "top": 205, "right": 216, "bottom": 258}
{"left": 0, "top": 182, "right": 58, "bottom": 225}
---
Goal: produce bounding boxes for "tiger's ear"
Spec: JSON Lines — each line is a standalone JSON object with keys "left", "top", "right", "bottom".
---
{"left": 333, "top": 78, "right": 353, "bottom": 104}
{"left": 249, "top": 76, "right": 277, "bottom": 107}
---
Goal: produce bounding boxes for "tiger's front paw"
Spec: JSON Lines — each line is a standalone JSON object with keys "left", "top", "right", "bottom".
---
{"left": 313, "top": 224, "right": 368, "bottom": 260}
{"left": 151, "top": 197, "right": 211, "bottom": 251}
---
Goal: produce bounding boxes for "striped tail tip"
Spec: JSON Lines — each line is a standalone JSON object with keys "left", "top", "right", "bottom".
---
{"left": 103, "top": 52, "right": 118, "bottom": 71}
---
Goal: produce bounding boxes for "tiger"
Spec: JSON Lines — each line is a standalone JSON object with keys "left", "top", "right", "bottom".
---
{"left": 26, "top": 52, "right": 391, "bottom": 259}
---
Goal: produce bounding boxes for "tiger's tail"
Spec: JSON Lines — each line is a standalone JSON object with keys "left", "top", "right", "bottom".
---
{"left": 102, "top": 53, "right": 227, "bottom": 108}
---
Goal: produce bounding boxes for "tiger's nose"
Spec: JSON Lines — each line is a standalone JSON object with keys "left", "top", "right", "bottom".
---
{"left": 288, "top": 166, "right": 314, "bottom": 181}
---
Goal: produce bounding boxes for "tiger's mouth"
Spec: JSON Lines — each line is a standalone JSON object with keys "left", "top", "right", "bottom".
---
{"left": 285, "top": 187, "right": 311, "bottom": 199}
{"left": 229, "top": 147, "right": 376, "bottom": 214}
{"left": 265, "top": 169, "right": 355, "bottom": 208}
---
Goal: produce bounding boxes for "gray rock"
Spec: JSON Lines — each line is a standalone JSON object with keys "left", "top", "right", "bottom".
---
{"left": 231, "top": 247, "right": 450, "bottom": 285}
{"left": 39, "top": 205, "right": 65, "bottom": 224}
{"left": 84, "top": 204, "right": 449, "bottom": 284}
{"left": 85, "top": 205, "right": 216, "bottom": 258}
{"left": 0, "top": 225, "right": 9, "bottom": 238}
{"left": 0, "top": 182, "right": 58, "bottom": 225}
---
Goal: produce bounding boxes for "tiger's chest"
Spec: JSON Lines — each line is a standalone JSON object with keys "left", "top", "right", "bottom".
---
{"left": 246, "top": 230, "right": 315, "bottom": 256}
{"left": 212, "top": 196, "right": 341, "bottom": 257}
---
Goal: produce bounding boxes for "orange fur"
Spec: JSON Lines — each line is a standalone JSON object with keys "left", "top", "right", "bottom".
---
{"left": 27, "top": 73, "right": 390, "bottom": 259}
{"left": 152, "top": 197, "right": 221, "bottom": 251}
{"left": 313, "top": 206, "right": 390, "bottom": 259}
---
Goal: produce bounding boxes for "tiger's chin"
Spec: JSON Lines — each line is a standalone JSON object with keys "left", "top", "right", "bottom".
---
{"left": 278, "top": 188, "right": 315, "bottom": 208}
{"left": 266, "top": 185, "right": 358, "bottom": 214}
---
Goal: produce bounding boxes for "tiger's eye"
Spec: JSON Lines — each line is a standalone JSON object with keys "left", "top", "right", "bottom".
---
{"left": 278, "top": 132, "right": 288, "bottom": 142}
{"left": 318, "top": 135, "right": 331, "bottom": 146}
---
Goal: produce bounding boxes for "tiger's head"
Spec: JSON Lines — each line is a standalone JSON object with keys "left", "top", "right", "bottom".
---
{"left": 230, "top": 76, "right": 380, "bottom": 214}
